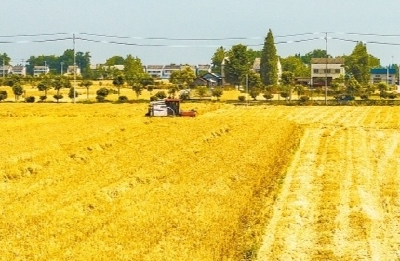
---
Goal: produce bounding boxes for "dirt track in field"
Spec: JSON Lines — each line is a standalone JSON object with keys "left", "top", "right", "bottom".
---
{"left": 257, "top": 106, "right": 400, "bottom": 261}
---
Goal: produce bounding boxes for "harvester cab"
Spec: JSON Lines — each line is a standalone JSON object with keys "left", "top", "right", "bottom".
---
{"left": 145, "top": 99, "right": 196, "bottom": 117}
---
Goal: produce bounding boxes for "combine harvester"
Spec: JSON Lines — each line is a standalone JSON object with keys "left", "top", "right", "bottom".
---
{"left": 145, "top": 99, "right": 197, "bottom": 117}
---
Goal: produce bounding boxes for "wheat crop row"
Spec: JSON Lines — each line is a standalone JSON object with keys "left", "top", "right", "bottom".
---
{"left": 0, "top": 103, "right": 301, "bottom": 260}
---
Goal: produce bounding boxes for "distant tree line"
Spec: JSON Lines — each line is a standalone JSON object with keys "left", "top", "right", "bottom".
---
{"left": 0, "top": 29, "right": 396, "bottom": 103}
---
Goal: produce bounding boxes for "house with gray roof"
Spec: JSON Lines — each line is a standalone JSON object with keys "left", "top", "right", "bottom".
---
{"left": 0, "top": 65, "right": 12, "bottom": 76}
{"left": 162, "top": 64, "right": 182, "bottom": 79}
{"left": 33, "top": 65, "right": 50, "bottom": 77}
{"left": 194, "top": 72, "right": 222, "bottom": 87}
{"left": 146, "top": 65, "right": 164, "bottom": 78}
{"left": 311, "top": 58, "right": 345, "bottom": 86}
{"left": 11, "top": 65, "right": 26, "bottom": 76}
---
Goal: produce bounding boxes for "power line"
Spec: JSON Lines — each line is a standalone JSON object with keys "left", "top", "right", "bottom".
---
{"left": 0, "top": 37, "right": 72, "bottom": 44}
{"left": 0, "top": 33, "right": 70, "bottom": 38}
{"left": 1, "top": 31, "right": 400, "bottom": 48}
{"left": 333, "top": 32, "right": 400, "bottom": 37}
{"left": 275, "top": 37, "right": 323, "bottom": 45}
{"left": 79, "top": 32, "right": 258, "bottom": 41}
{"left": 275, "top": 32, "right": 322, "bottom": 38}
{"left": 331, "top": 37, "right": 400, "bottom": 46}
{"left": 77, "top": 37, "right": 169, "bottom": 47}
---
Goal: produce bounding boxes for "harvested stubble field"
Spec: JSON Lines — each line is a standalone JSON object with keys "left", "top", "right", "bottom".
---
{"left": 1, "top": 104, "right": 400, "bottom": 260}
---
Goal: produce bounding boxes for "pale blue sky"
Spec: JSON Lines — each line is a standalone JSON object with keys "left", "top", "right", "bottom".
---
{"left": 2, "top": 0, "right": 400, "bottom": 66}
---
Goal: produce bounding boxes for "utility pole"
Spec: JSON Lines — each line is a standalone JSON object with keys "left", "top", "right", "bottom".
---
{"left": 386, "top": 56, "right": 391, "bottom": 85}
{"left": 325, "top": 32, "right": 328, "bottom": 105}
{"left": 246, "top": 73, "right": 249, "bottom": 107}
{"left": 73, "top": 33, "right": 76, "bottom": 104}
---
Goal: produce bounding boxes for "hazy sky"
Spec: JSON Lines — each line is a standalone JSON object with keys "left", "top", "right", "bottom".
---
{"left": 2, "top": 0, "right": 400, "bottom": 66}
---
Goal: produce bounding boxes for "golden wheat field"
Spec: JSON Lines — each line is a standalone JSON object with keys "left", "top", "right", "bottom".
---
{"left": 1, "top": 103, "right": 400, "bottom": 260}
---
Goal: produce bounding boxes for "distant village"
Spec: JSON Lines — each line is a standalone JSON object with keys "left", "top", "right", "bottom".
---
{"left": 0, "top": 58, "right": 398, "bottom": 88}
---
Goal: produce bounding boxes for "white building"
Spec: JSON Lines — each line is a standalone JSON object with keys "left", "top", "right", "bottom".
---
{"left": 66, "top": 65, "right": 81, "bottom": 76}
{"left": 0, "top": 65, "right": 12, "bottom": 76}
{"left": 33, "top": 66, "right": 49, "bottom": 77}
{"left": 11, "top": 65, "right": 26, "bottom": 76}
{"left": 370, "top": 68, "right": 396, "bottom": 85}
{"left": 311, "top": 58, "right": 345, "bottom": 86}
{"left": 146, "top": 65, "right": 164, "bottom": 78}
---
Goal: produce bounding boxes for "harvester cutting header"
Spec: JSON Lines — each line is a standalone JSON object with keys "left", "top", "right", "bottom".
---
{"left": 145, "top": 99, "right": 197, "bottom": 117}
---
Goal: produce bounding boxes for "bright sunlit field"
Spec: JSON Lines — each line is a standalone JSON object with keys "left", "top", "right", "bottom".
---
{"left": 1, "top": 103, "right": 400, "bottom": 260}
{"left": 0, "top": 103, "right": 300, "bottom": 260}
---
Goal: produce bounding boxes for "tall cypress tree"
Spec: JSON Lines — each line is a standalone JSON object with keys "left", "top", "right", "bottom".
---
{"left": 260, "top": 29, "right": 278, "bottom": 86}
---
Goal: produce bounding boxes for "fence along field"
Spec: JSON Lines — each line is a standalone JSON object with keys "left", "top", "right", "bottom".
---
{"left": 0, "top": 103, "right": 301, "bottom": 260}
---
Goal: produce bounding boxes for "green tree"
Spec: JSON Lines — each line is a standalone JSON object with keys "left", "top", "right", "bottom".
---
{"left": 280, "top": 56, "right": 310, "bottom": 77}
{"left": 132, "top": 84, "right": 143, "bottom": 99}
{"left": 0, "top": 90, "right": 7, "bottom": 102}
{"left": 345, "top": 42, "right": 370, "bottom": 85}
{"left": 260, "top": 29, "right": 278, "bottom": 86}
{"left": 75, "top": 51, "right": 91, "bottom": 77}
{"left": 52, "top": 76, "right": 71, "bottom": 103}
{"left": 169, "top": 66, "right": 196, "bottom": 88}
{"left": 263, "top": 90, "right": 274, "bottom": 101}
{"left": 280, "top": 71, "right": 295, "bottom": 100}
{"left": 140, "top": 74, "right": 154, "bottom": 88}
{"left": 224, "top": 44, "right": 249, "bottom": 86}
{"left": 12, "top": 83, "right": 24, "bottom": 101}
{"left": 364, "top": 83, "right": 376, "bottom": 96}
{"left": 279, "top": 85, "right": 292, "bottom": 101}
{"left": 211, "top": 87, "right": 223, "bottom": 100}
{"left": 249, "top": 87, "right": 261, "bottom": 100}
{"left": 112, "top": 74, "right": 125, "bottom": 97}
{"left": 80, "top": 80, "right": 93, "bottom": 100}
{"left": 49, "top": 49, "right": 91, "bottom": 76}
{"left": 293, "top": 84, "right": 305, "bottom": 99}
{"left": 154, "top": 91, "right": 167, "bottom": 100}
{"left": 369, "top": 55, "right": 380, "bottom": 68}
{"left": 247, "top": 49, "right": 262, "bottom": 67}
{"left": 26, "top": 54, "right": 59, "bottom": 75}
{"left": 377, "top": 82, "right": 389, "bottom": 99}
{"left": 331, "top": 75, "right": 345, "bottom": 93}
{"left": 68, "top": 88, "right": 79, "bottom": 100}
{"left": 37, "top": 76, "right": 53, "bottom": 96}
{"left": 124, "top": 55, "right": 145, "bottom": 83}
{"left": 124, "top": 55, "right": 152, "bottom": 99}
{"left": 105, "top": 56, "right": 125, "bottom": 65}
{"left": 244, "top": 70, "right": 262, "bottom": 89}
{"left": 96, "top": 87, "right": 109, "bottom": 102}
{"left": 299, "top": 49, "right": 328, "bottom": 65}
{"left": 147, "top": 85, "right": 154, "bottom": 95}
{"left": 59, "top": 49, "right": 74, "bottom": 70}
{"left": 196, "top": 86, "right": 208, "bottom": 99}
{"left": 24, "top": 75, "right": 36, "bottom": 88}
{"left": 25, "top": 96, "right": 35, "bottom": 103}
{"left": 211, "top": 46, "right": 226, "bottom": 74}
{"left": 346, "top": 77, "right": 362, "bottom": 97}
{"left": 0, "top": 53, "right": 11, "bottom": 65}
{"left": 280, "top": 71, "right": 295, "bottom": 86}
{"left": 5, "top": 75, "right": 21, "bottom": 87}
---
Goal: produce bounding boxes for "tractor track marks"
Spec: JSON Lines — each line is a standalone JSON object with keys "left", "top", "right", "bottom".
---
{"left": 257, "top": 107, "right": 400, "bottom": 260}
